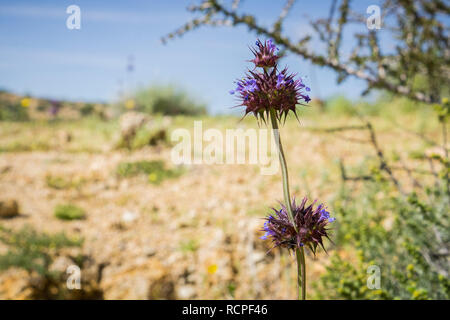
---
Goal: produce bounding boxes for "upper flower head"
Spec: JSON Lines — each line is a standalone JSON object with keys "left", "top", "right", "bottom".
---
{"left": 231, "top": 66, "right": 310, "bottom": 122}
{"left": 250, "top": 39, "right": 279, "bottom": 68}
{"left": 230, "top": 39, "right": 311, "bottom": 123}
{"left": 260, "top": 197, "right": 335, "bottom": 255}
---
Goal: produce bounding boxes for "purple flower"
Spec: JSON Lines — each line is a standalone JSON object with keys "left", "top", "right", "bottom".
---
{"left": 260, "top": 217, "right": 276, "bottom": 240}
{"left": 49, "top": 100, "right": 61, "bottom": 117}
{"left": 232, "top": 67, "right": 310, "bottom": 122}
{"left": 231, "top": 39, "right": 311, "bottom": 122}
{"left": 250, "top": 38, "right": 279, "bottom": 68}
{"left": 260, "top": 197, "right": 335, "bottom": 255}
{"left": 319, "top": 208, "right": 330, "bottom": 220}
{"left": 301, "top": 94, "right": 311, "bottom": 103}
{"left": 267, "top": 39, "right": 278, "bottom": 52}
{"left": 276, "top": 73, "right": 285, "bottom": 88}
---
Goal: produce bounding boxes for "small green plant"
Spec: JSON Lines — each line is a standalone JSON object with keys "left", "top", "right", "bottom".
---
{"left": 116, "top": 160, "right": 183, "bottom": 184}
{"left": 46, "top": 174, "right": 84, "bottom": 190}
{"left": 54, "top": 204, "right": 86, "bottom": 220}
{"left": 46, "top": 175, "right": 71, "bottom": 189}
{"left": 179, "top": 239, "right": 199, "bottom": 253}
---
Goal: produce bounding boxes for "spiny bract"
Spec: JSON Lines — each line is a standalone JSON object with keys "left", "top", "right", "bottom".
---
{"left": 261, "top": 197, "right": 335, "bottom": 255}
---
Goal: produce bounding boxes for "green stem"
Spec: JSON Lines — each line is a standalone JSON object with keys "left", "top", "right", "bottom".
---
{"left": 269, "top": 109, "right": 296, "bottom": 230}
{"left": 269, "top": 108, "right": 306, "bottom": 300}
{"left": 296, "top": 247, "right": 306, "bottom": 300}
{"left": 442, "top": 120, "right": 449, "bottom": 196}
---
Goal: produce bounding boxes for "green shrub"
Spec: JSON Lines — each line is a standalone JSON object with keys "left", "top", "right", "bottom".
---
{"left": 316, "top": 180, "right": 449, "bottom": 300}
{"left": 0, "top": 102, "right": 29, "bottom": 121}
{"left": 324, "top": 95, "right": 357, "bottom": 116}
{"left": 314, "top": 254, "right": 393, "bottom": 300}
{"left": 320, "top": 94, "right": 433, "bottom": 118}
{"left": 79, "top": 103, "right": 95, "bottom": 116}
{"left": 54, "top": 204, "right": 86, "bottom": 220}
{"left": 0, "top": 225, "right": 82, "bottom": 276}
{"left": 133, "top": 85, "right": 207, "bottom": 116}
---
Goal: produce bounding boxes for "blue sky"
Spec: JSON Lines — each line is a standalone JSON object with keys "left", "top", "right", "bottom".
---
{"left": 0, "top": 0, "right": 386, "bottom": 114}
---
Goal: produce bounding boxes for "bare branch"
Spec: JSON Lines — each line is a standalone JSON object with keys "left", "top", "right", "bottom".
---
{"left": 339, "top": 159, "right": 373, "bottom": 182}
{"left": 164, "top": 0, "right": 448, "bottom": 104}
{"left": 272, "top": 0, "right": 296, "bottom": 35}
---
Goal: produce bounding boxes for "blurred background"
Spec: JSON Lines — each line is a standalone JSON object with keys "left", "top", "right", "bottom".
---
{"left": 0, "top": 0, "right": 448, "bottom": 299}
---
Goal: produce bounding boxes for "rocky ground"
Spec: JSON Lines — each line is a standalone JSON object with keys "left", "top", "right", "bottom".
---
{"left": 0, "top": 112, "right": 438, "bottom": 299}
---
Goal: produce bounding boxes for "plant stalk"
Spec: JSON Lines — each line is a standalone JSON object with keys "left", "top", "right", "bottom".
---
{"left": 269, "top": 109, "right": 296, "bottom": 229}
{"left": 269, "top": 108, "right": 306, "bottom": 300}
{"left": 296, "top": 247, "right": 306, "bottom": 300}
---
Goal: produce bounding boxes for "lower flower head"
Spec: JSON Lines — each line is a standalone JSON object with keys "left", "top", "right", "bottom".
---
{"left": 260, "top": 197, "right": 335, "bottom": 254}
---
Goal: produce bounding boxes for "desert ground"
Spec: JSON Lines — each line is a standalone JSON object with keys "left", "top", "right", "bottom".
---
{"left": 0, "top": 106, "right": 442, "bottom": 299}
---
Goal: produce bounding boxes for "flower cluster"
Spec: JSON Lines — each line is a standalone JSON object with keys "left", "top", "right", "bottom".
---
{"left": 250, "top": 39, "right": 279, "bottom": 68}
{"left": 260, "top": 197, "right": 335, "bottom": 254}
{"left": 230, "top": 39, "right": 310, "bottom": 122}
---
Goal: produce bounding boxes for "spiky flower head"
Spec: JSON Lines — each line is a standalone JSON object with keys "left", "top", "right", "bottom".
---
{"left": 260, "top": 197, "right": 335, "bottom": 255}
{"left": 250, "top": 39, "right": 279, "bottom": 68}
{"left": 230, "top": 39, "right": 311, "bottom": 123}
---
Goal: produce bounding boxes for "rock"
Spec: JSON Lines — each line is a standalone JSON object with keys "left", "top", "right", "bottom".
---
{"left": 101, "top": 259, "right": 175, "bottom": 300}
{"left": 148, "top": 275, "right": 176, "bottom": 300}
{"left": 0, "top": 199, "right": 19, "bottom": 218}
{"left": 148, "top": 128, "right": 167, "bottom": 146}
{"left": 425, "top": 146, "right": 447, "bottom": 158}
{"left": 144, "top": 247, "right": 157, "bottom": 257}
{"left": 0, "top": 270, "right": 32, "bottom": 300}
{"left": 161, "top": 116, "right": 172, "bottom": 127}
{"left": 121, "top": 210, "right": 139, "bottom": 224}
{"left": 49, "top": 256, "right": 73, "bottom": 274}
{"left": 0, "top": 165, "right": 11, "bottom": 174}
{"left": 118, "top": 111, "right": 150, "bottom": 148}
{"left": 57, "top": 130, "right": 72, "bottom": 144}
{"left": 0, "top": 254, "right": 104, "bottom": 300}
{"left": 177, "top": 285, "right": 196, "bottom": 299}
{"left": 120, "top": 112, "right": 149, "bottom": 135}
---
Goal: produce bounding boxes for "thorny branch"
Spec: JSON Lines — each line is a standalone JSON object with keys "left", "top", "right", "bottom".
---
{"left": 364, "top": 121, "right": 404, "bottom": 194}
{"left": 316, "top": 119, "right": 444, "bottom": 194}
{"left": 163, "top": 0, "right": 450, "bottom": 105}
